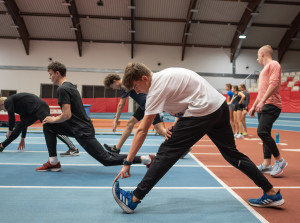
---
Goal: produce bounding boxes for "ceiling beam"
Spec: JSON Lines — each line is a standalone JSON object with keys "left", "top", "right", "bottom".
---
{"left": 14, "top": 11, "right": 291, "bottom": 28}
{"left": 4, "top": 0, "right": 30, "bottom": 55}
{"left": 67, "top": 0, "right": 83, "bottom": 57}
{"left": 130, "top": 0, "right": 135, "bottom": 59}
{"left": 181, "top": 0, "right": 198, "bottom": 61}
{"left": 219, "top": 0, "right": 300, "bottom": 5}
{"left": 230, "top": 0, "right": 265, "bottom": 62}
{"left": 2, "top": 36, "right": 300, "bottom": 52}
{"left": 278, "top": 12, "right": 300, "bottom": 62}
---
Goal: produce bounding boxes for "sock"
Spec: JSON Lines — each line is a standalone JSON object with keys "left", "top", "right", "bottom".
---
{"left": 141, "top": 155, "right": 151, "bottom": 164}
{"left": 49, "top": 156, "right": 58, "bottom": 165}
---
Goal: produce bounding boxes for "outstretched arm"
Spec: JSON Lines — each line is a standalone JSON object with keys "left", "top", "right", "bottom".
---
{"left": 115, "top": 114, "right": 156, "bottom": 181}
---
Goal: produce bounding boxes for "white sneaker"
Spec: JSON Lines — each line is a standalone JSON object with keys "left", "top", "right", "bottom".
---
{"left": 236, "top": 133, "right": 244, "bottom": 139}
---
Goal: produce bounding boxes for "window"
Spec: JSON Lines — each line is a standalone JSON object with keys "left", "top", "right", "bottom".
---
{"left": 1, "top": 90, "right": 17, "bottom": 97}
{"left": 40, "top": 84, "right": 77, "bottom": 98}
{"left": 40, "top": 84, "right": 58, "bottom": 98}
{"left": 82, "top": 85, "right": 121, "bottom": 98}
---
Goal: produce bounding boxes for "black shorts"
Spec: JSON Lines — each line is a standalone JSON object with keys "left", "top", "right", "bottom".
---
{"left": 234, "top": 104, "right": 244, "bottom": 111}
{"left": 133, "top": 107, "right": 162, "bottom": 125}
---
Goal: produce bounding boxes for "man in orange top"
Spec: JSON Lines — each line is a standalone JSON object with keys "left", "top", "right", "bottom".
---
{"left": 249, "top": 45, "right": 287, "bottom": 177}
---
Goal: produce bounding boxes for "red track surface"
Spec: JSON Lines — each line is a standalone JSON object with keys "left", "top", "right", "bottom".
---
{"left": 192, "top": 128, "right": 300, "bottom": 223}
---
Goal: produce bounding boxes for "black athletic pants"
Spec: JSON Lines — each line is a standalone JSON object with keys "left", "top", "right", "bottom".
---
{"left": 257, "top": 104, "right": 281, "bottom": 159}
{"left": 43, "top": 121, "right": 141, "bottom": 166}
{"left": 1, "top": 103, "right": 75, "bottom": 149}
{"left": 133, "top": 101, "right": 273, "bottom": 200}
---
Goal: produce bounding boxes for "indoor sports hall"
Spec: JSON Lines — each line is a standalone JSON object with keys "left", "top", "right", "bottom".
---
{"left": 0, "top": 1, "right": 300, "bottom": 223}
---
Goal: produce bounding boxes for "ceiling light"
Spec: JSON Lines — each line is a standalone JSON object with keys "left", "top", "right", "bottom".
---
{"left": 190, "top": 9, "right": 199, "bottom": 13}
{"left": 239, "top": 34, "right": 247, "bottom": 39}
{"left": 251, "top": 12, "right": 259, "bottom": 17}
{"left": 62, "top": 0, "right": 71, "bottom": 6}
{"left": 10, "top": 24, "right": 19, "bottom": 28}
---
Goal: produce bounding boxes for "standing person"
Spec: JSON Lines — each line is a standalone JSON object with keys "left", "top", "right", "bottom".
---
{"left": 249, "top": 45, "right": 287, "bottom": 177}
{"left": 36, "top": 62, "right": 153, "bottom": 171}
{"left": 103, "top": 74, "right": 167, "bottom": 154}
{"left": 227, "top": 85, "right": 245, "bottom": 139}
{"left": 225, "top": 83, "right": 235, "bottom": 134}
{"left": 0, "top": 93, "right": 78, "bottom": 155}
{"left": 112, "top": 63, "right": 284, "bottom": 213}
{"left": 239, "top": 83, "right": 250, "bottom": 136}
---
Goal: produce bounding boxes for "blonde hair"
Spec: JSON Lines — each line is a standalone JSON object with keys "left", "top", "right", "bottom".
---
{"left": 259, "top": 45, "right": 273, "bottom": 57}
{"left": 0, "top": 97, "right": 7, "bottom": 105}
{"left": 123, "top": 62, "right": 152, "bottom": 90}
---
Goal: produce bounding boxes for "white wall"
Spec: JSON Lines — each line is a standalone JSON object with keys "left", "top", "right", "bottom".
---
{"left": 1, "top": 39, "right": 299, "bottom": 97}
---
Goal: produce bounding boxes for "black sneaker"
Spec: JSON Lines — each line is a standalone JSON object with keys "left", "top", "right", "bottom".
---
{"left": 0, "top": 147, "right": 4, "bottom": 152}
{"left": 60, "top": 148, "right": 79, "bottom": 157}
{"left": 104, "top": 144, "right": 120, "bottom": 154}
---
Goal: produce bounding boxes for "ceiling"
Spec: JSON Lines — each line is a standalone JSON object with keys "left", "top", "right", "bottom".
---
{"left": 0, "top": 0, "right": 299, "bottom": 62}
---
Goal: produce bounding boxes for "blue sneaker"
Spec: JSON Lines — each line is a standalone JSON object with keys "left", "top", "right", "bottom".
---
{"left": 112, "top": 181, "right": 140, "bottom": 214}
{"left": 248, "top": 190, "right": 285, "bottom": 207}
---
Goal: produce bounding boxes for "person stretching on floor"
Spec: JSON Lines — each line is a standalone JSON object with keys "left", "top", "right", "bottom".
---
{"left": 103, "top": 74, "right": 167, "bottom": 154}
{"left": 0, "top": 93, "right": 78, "bottom": 156}
{"left": 112, "top": 62, "right": 284, "bottom": 214}
{"left": 36, "top": 61, "right": 154, "bottom": 172}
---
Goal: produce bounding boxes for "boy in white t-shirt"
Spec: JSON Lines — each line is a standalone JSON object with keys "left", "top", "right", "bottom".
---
{"left": 112, "top": 62, "right": 284, "bottom": 214}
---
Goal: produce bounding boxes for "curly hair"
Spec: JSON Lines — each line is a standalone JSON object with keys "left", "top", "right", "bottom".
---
{"left": 104, "top": 74, "right": 121, "bottom": 88}
{"left": 122, "top": 62, "right": 151, "bottom": 90}
{"left": 47, "top": 61, "right": 67, "bottom": 77}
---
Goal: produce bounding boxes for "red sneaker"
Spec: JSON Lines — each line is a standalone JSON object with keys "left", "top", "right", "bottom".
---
{"left": 36, "top": 161, "right": 61, "bottom": 172}
{"left": 145, "top": 155, "right": 155, "bottom": 168}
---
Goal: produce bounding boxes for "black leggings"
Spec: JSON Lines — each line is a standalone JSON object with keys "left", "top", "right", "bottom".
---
{"left": 1, "top": 103, "right": 75, "bottom": 150}
{"left": 133, "top": 102, "right": 273, "bottom": 200}
{"left": 257, "top": 104, "right": 281, "bottom": 159}
{"left": 43, "top": 122, "right": 141, "bottom": 166}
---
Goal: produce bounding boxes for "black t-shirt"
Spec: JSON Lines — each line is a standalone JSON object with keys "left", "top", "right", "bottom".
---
{"left": 4, "top": 92, "right": 46, "bottom": 137}
{"left": 57, "top": 82, "right": 94, "bottom": 137}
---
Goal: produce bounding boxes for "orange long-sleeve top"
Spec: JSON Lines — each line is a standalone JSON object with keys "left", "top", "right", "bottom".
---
{"left": 257, "top": 60, "right": 282, "bottom": 109}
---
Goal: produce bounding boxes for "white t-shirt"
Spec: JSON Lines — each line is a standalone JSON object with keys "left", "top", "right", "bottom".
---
{"left": 145, "top": 68, "right": 226, "bottom": 117}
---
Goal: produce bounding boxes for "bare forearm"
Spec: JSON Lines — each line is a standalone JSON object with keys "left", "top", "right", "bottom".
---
{"left": 126, "top": 128, "right": 147, "bottom": 162}
{"left": 52, "top": 113, "right": 71, "bottom": 123}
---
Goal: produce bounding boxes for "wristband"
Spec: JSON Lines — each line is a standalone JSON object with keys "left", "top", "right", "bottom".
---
{"left": 123, "top": 160, "right": 133, "bottom": 166}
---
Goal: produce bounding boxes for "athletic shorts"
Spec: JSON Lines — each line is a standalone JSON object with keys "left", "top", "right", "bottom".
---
{"left": 133, "top": 107, "right": 162, "bottom": 125}
{"left": 228, "top": 104, "right": 235, "bottom": 111}
{"left": 234, "top": 104, "right": 244, "bottom": 111}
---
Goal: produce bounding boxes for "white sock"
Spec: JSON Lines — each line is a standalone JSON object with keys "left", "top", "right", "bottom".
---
{"left": 141, "top": 155, "right": 151, "bottom": 164}
{"left": 49, "top": 156, "right": 58, "bottom": 165}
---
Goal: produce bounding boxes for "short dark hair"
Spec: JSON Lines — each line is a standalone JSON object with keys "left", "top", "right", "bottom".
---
{"left": 47, "top": 61, "right": 67, "bottom": 77}
{"left": 104, "top": 74, "right": 121, "bottom": 88}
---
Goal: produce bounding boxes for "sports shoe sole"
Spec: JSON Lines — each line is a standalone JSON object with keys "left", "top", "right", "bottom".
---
{"left": 36, "top": 168, "right": 61, "bottom": 172}
{"left": 249, "top": 199, "right": 285, "bottom": 207}
{"left": 271, "top": 162, "right": 288, "bottom": 177}
{"left": 60, "top": 152, "right": 80, "bottom": 157}
{"left": 112, "top": 182, "right": 134, "bottom": 214}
